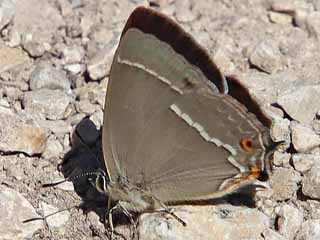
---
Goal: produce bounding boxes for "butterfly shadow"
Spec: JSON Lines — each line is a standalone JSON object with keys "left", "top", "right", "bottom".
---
{"left": 58, "top": 117, "right": 132, "bottom": 234}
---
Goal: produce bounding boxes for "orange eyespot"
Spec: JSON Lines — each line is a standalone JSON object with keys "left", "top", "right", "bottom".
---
{"left": 240, "top": 137, "right": 253, "bottom": 152}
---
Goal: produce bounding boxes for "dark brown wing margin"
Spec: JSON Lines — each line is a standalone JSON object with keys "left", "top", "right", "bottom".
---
{"left": 121, "top": 6, "right": 227, "bottom": 93}
{"left": 226, "top": 75, "right": 272, "bottom": 128}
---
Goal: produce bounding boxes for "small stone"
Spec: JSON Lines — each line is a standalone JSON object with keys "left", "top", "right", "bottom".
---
{"left": 67, "top": 113, "right": 86, "bottom": 126}
{"left": 270, "top": 168, "right": 301, "bottom": 201}
{"left": 273, "top": 151, "right": 291, "bottom": 167}
{"left": 174, "top": 0, "right": 196, "bottom": 23}
{"left": 7, "top": 28, "right": 21, "bottom": 47}
{"left": 21, "top": 34, "right": 46, "bottom": 57}
{"left": 0, "top": 113, "right": 47, "bottom": 155}
{"left": 64, "top": 63, "right": 84, "bottom": 74}
{"left": 294, "top": 10, "right": 308, "bottom": 29}
{"left": 38, "top": 120, "right": 72, "bottom": 136}
{"left": 270, "top": 116, "right": 290, "bottom": 143}
{"left": 75, "top": 83, "right": 106, "bottom": 108}
{"left": 40, "top": 202, "right": 70, "bottom": 230}
{"left": 87, "top": 41, "right": 118, "bottom": 80}
{"left": 75, "top": 99, "right": 98, "bottom": 115}
{"left": 23, "top": 89, "right": 71, "bottom": 120}
{"left": 304, "top": 200, "right": 320, "bottom": 219}
{"left": 249, "top": 41, "right": 284, "bottom": 74}
{"left": 0, "top": 186, "right": 43, "bottom": 239}
{"left": 62, "top": 45, "right": 85, "bottom": 64}
{"left": 296, "top": 220, "right": 320, "bottom": 240}
{"left": 269, "top": 12, "right": 292, "bottom": 25}
{"left": 3, "top": 86, "right": 23, "bottom": 101}
{"left": 0, "top": 44, "right": 29, "bottom": 73}
{"left": 277, "top": 86, "right": 320, "bottom": 125}
{"left": 270, "top": 1, "right": 295, "bottom": 14}
{"left": 276, "top": 204, "right": 304, "bottom": 240}
{"left": 89, "top": 109, "right": 103, "bottom": 130}
{"left": 291, "top": 123, "right": 320, "bottom": 152}
{"left": 57, "top": 0, "right": 73, "bottom": 17}
{"left": 0, "top": 0, "right": 15, "bottom": 31}
{"left": 30, "top": 63, "right": 71, "bottom": 92}
{"left": 306, "top": 12, "right": 320, "bottom": 39}
{"left": 42, "top": 137, "right": 64, "bottom": 160}
{"left": 302, "top": 162, "right": 320, "bottom": 199}
{"left": 293, "top": 154, "right": 319, "bottom": 173}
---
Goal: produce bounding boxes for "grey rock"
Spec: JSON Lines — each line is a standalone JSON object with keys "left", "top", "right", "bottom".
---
{"left": 270, "top": 168, "right": 301, "bottom": 201}
{"left": 40, "top": 202, "right": 70, "bottom": 230}
{"left": 3, "top": 86, "right": 23, "bottom": 101}
{"left": 42, "top": 137, "right": 64, "bottom": 160}
{"left": 273, "top": 151, "right": 291, "bottom": 168}
{"left": 291, "top": 123, "right": 320, "bottom": 152}
{"left": 30, "top": 63, "right": 71, "bottom": 92}
{"left": 296, "top": 220, "right": 320, "bottom": 240}
{"left": 67, "top": 113, "right": 86, "bottom": 126}
{"left": 0, "top": 113, "right": 47, "bottom": 155}
{"left": 276, "top": 204, "right": 304, "bottom": 240}
{"left": 75, "top": 99, "right": 98, "bottom": 115}
{"left": 89, "top": 109, "right": 103, "bottom": 130}
{"left": 21, "top": 35, "right": 47, "bottom": 57}
{"left": 293, "top": 154, "right": 319, "bottom": 173}
{"left": 0, "top": 44, "right": 29, "bottom": 73}
{"left": 302, "top": 200, "right": 320, "bottom": 220}
{"left": 277, "top": 86, "right": 320, "bottom": 125}
{"left": 61, "top": 45, "right": 85, "bottom": 64}
{"left": 64, "top": 63, "right": 84, "bottom": 74}
{"left": 268, "top": 12, "right": 292, "bottom": 25}
{"left": 37, "top": 119, "right": 72, "bottom": 136}
{"left": 75, "top": 82, "right": 107, "bottom": 108}
{"left": 270, "top": 1, "right": 295, "bottom": 14}
{"left": 7, "top": 28, "right": 21, "bottom": 47}
{"left": 0, "top": 0, "right": 15, "bottom": 31}
{"left": 138, "top": 205, "right": 270, "bottom": 240}
{"left": 270, "top": 116, "right": 290, "bottom": 143}
{"left": 0, "top": 186, "right": 43, "bottom": 240}
{"left": 307, "top": 12, "right": 320, "bottom": 39}
{"left": 87, "top": 38, "right": 118, "bottom": 80}
{"left": 174, "top": 0, "right": 196, "bottom": 23}
{"left": 23, "top": 89, "right": 71, "bottom": 120}
{"left": 249, "top": 41, "right": 284, "bottom": 74}
{"left": 294, "top": 10, "right": 308, "bottom": 29}
{"left": 302, "top": 162, "right": 320, "bottom": 199}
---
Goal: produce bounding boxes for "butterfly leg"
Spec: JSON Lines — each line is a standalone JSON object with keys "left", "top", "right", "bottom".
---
{"left": 106, "top": 197, "right": 116, "bottom": 238}
{"left": 158, "top": 200, "right": 187, "bottom": 226}
{"left": 118, "top": 202, "right": 136, "bottom": 239}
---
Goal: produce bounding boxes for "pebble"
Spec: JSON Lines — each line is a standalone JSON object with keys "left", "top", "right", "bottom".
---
{"left": 29, "top": 63, "right": 71, "bottom": 92}
{"left": 0, "top": 113, "right": 47, "bottom": 155}
{"left": 23, "top": 89, "right": 72, "bottom": 120}
{"left": 276, "top": 204, "right": 304, "bottom": 240}
{"left": 277, "top": 86, "right": 320, "bottom": 125}
{"left": 291, "top": 123, "right": 320, "bottom": 152}
{"left": 0, "top": 186, "right": 43, "bottom": 239}
{"left": 0, "top": 0, "right": 15, "bottom": 31}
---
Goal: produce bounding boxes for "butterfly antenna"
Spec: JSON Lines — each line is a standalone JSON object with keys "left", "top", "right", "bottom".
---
{"left": 22, "top": 205, "right": 78, "bottom": 223}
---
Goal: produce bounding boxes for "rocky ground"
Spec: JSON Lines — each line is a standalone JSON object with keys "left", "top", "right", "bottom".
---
{"left": 0, "top": 0, "right": 320, "bottom": 239}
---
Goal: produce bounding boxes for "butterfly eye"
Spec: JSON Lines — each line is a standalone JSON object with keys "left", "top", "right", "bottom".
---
{"left": 240, "top": 137, "right": 253, "bottom": 152}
